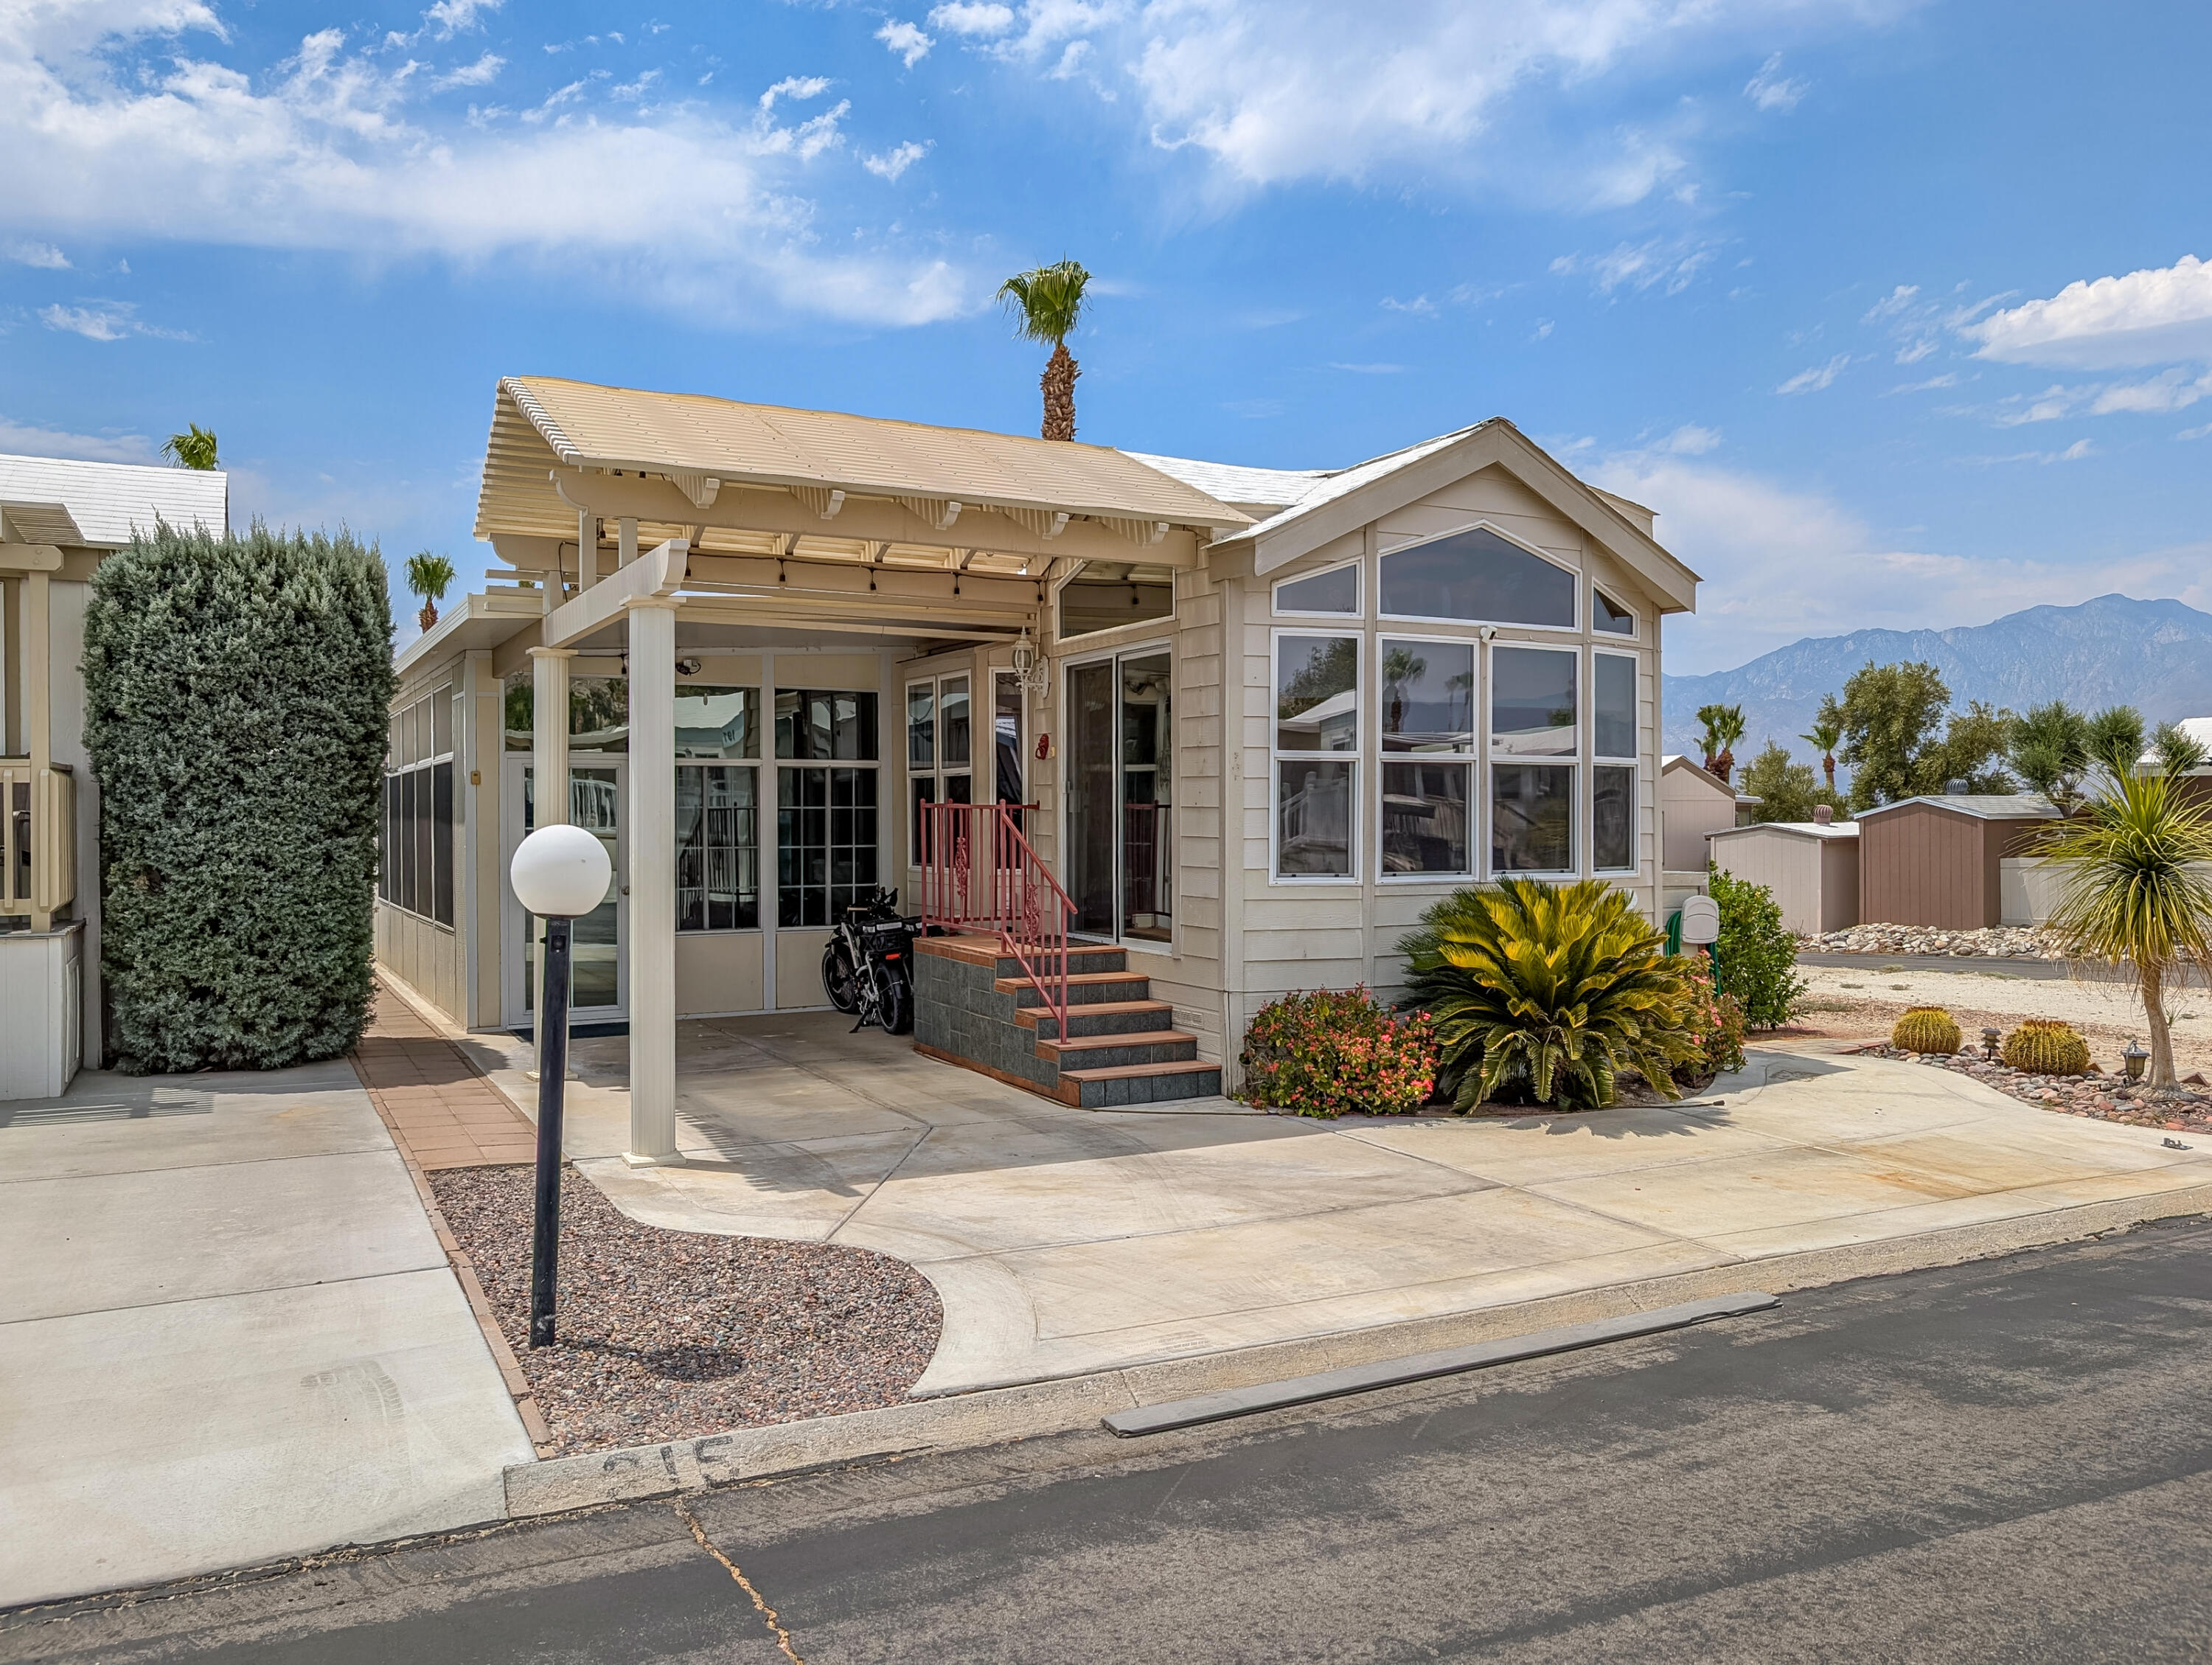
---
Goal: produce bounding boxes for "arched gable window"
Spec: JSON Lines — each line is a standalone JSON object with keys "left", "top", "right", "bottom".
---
{"left": 1379, "top": 524, "right": 1575, "bottom": 628}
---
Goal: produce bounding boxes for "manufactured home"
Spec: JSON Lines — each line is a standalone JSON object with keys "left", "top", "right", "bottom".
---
{"left": 381, "top": 378, "right": 1698, "bottom": 1152}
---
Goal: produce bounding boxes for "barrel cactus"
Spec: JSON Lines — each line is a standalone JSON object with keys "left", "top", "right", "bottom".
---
{"left": 2000, "top": 1019, "right": 2090, "bottom": 1077}
{"left": 1891, "top": 1007, "right": 1961, "bottom": 1055}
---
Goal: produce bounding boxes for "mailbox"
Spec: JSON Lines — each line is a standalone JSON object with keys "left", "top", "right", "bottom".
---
{"left": 1678, "top": 894, "right": 1721, "bottom": 946}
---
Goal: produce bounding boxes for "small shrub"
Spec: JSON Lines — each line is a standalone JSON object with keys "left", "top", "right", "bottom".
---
{"left": 1674, "top": 955, "right": 1747, "bottom": 1087}
{"left": 1891, "top": 1007, "right": 1962, "bottom": 1054}
{"left": 1707, "top": 866, "right": 1809, "bottom": 1029}
{"left": 1399, "top": 878, "right": 1702, "bottom": 1111}
{"left": 2001, "top": 1019, "right": 2090, "bottom": 1077}
{"left": 1237, "top": 987, "right": 1439, "bottom": 1118}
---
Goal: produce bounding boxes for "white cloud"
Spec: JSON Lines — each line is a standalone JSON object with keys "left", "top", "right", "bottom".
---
{"left": 1743, "top": 52, "right": 1808, "bottom": 111}
{"left": 424, "top": 0, "right": 500, "bottom": 41}
{"left": 1776, "top": 352, "right": 1849, "bottom": 394}
{"left": 1380, "top": 293, "right": 1435, "bottom": 315}
{"left": 1551, "top": 239, "right": 1716, "bottom": 296}
{"left": 431, "top": 52, "right": 504, "bottom": 90}
{"left": 759, "top": 75, "right": 834, "bottom": 111}
{"left": 1966, "top": 439, "right": 2097, "bottom": 465}
{"left": 611, "top": 69, "right": 660, "bottom": 102}
{"left": 1964, "top": 254, "right": 2212, "bottom": 369}
{"left": 929, "top": 2, "right": 1016, "bottom": 34}
{"left": 5, "top": 240, "right": 71, "bottom": 269}
{"left": 1658, "top": 423, "right": 1722, "bottom": 453}
{"left": 877, "top": 20, "right": 933, "bottom": 66}
{"left": 1989, "top": 366, "right": 2212, "bottom": 425}
{"left": 0, "top": 416, "right": 158, "bottom": 463}
{"left": 0, "top": 12, "right": 967, "bottom": 330}
{"left": 863, "top": 139, "right": 931, "bottom": 180}
{"left": 38, "top": 300, "right": 189, "bottom": 341}
{"left": 1861, "top": 283, "right": 1918, "bottom": 322}
{"left": 1329, "top": 361, "right": 1405, "bottom": 374}
{"left": 1893, "top": 338, "right": 1935, "bottom": 364}
{"left": 1888, "top": 372, "right": 1958, "bottom": 394}
{"left": 2180, "top": 422, "right": 2212, "bottom": 441}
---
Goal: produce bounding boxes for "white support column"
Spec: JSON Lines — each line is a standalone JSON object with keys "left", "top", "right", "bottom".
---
{"left": 617, "top": 517, "right": 639, "bottom": 569}
{"left": 528, "top": 646, "right": 574, "bottom": 1079}
{"left": 578, "top": 510, "right": 599, "bottom": 591}
{"left": 25, "top": 571, "right": 52, "bottom": 932}
{"left": 624, "top": 597, "right": 680, "bottom": 1164}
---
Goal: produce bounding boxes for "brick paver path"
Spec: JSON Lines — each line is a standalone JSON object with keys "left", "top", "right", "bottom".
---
{"left": 353, "top": 985, "right": 538, "bottom": 1169}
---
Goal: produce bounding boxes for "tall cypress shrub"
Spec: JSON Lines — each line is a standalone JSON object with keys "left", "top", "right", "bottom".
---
{"left": 83, "top": 522, "right": 395, "bottom": 1072}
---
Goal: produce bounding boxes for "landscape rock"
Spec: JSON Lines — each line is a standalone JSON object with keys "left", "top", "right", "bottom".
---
{"left": 1802, "top": 923, "right": 2062, "bottom": 959}
{"left": 1866, "top": 1044, "right": 2212, "bottom": 1132}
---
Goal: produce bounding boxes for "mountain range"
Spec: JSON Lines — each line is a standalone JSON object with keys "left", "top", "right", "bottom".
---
{"left": 1660, "top": 594, "right": 2212, "bottom": 764}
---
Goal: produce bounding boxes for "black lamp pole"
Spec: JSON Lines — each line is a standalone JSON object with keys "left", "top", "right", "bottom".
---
{"left": 529, "top": 914, "right": 571, "bottom": 1349}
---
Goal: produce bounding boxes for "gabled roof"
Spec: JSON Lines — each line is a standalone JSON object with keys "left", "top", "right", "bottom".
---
{"left": 1170, "top": 417, "right": 1699, "bottom": 612}
{"left": 1660, "top": 754, "right": 1746, "bottom": 799}
{"left": 1857, "top": 793, "right": 2062, "bottom": 821}
{"left": 0, "top": 453, "right": 228, "bottom": 547}
{"left": 484, "top": 377, "right": 1250, "bottom": 538}
{"left": 1117, "top": 452, "right": 1330, "bottom": 512}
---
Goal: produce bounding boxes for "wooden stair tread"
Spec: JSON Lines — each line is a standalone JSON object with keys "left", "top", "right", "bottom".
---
{"left": 1057, "top": 1059, "right": 1222, "bottom": 1082}
{"left": 1038, "top": 1029, "right": 1194, "bottom": 1054}
{"left": 1015, "top": 999, "right": 1172, "bottom": 1029}
{"left": 993, "top": 970, "right": 1151, "bottom": 994}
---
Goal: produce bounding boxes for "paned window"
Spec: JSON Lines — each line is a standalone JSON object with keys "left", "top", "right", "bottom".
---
{"left": 1490, "top": 647, "right": 1578, "bottom": 757}
{"left": 674, "top": 686, "right": 758, "bottom": 759}
{"left": 676, "top": 765, "right": 760, "bottom": 931}
{"left": 1492, "top": 764, "right": 1573, "bottom": 874}
{"left": 1489, "top": 646, "right": 1578, "bottom": 873}
{"left": 379, "top": 683, "right": 457, "bottom": 927}
{"left": 501, "top": 672, "right": 630, "bottom": 752}
{"left": 1593, "top": 589, "right": 1635, "bottom": 636}
{"left": 773, "top": 689, "right": 880, "bottom": 925}
{"left": 1274, "top": 633, "right": 1358, "bottom": 877}
{"left": 1380, "top": 525, "right": 1576, "bottom": 628}
{"left": 907, "top": 674, "right": 973, "bottom": 861}
{"left": 1379, "top": 638, "right": 1474, "bottom": 877}
{"left": 1275, "top": 564, "right": 1360, "bottom": 616}
{"left": 1592, "top": 651, "right": 1637, "bottom": 872}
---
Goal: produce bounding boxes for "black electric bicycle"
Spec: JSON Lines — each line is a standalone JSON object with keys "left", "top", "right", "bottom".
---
{"left": 821, "top": 887, "right": 920, "bottom": 1035}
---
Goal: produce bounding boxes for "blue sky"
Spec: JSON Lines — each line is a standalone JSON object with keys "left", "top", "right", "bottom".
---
{"left": 4, "top": 0, "right": 2209, "bottom": 673}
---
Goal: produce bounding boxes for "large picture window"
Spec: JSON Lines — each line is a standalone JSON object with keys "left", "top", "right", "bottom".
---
{"left": 380, "top": 684, "right": 456, "bottom": 927}
{"left": 1380, "top": 524, "right": 1576, "bottom": 628}
{"left": 1379, "top": 637, "right": 1474, "bottom": 877}
{"left": 1274, "top": 633, "right": 1358, "bottom": 878}
{"left": 1491, "top": 647, "right": 1577, "bottom": 757}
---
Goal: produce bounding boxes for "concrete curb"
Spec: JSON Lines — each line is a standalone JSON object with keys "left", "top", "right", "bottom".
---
{"left": 503, "top": 1181, "right": 2212, "bottom": 1518}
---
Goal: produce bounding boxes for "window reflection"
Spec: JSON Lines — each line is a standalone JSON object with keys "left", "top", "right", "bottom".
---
{"left": 1382, "top": 762, "right": 1470, "bottom": 875}
{"left": 1379, "top": 639, "right": 1474, "bottom": 754}
{"left": 1491, "top": 648, "right": 1578, "bottom": 757}
{"left": 1276, "top": 635, "right": 1358, "bottom": 752}
{"left": 1277, "top": 760, "right": 1354, "bottom": 877}
{"left": 1276, "top": 565, "right": 1359, "bottom": 615}
{"left": 1594, "top": 655, "right": 1636, "bottom": 759}
{"left": 1593, "top": 765, "right": 1634, "bottom": 872}
{"left": 1492, "top": 764, "right": 1573, "bottom": 872}
{"left": 1380, "top": 526, "right": 1575, "bottom": 627}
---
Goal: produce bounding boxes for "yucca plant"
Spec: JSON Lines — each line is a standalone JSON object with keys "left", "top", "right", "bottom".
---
{"left": 2036, "top": 767, "right": 2212, "bottom": 1088}
{"left": 1399, "top": 878, "right": 1702, "bottom": 1110}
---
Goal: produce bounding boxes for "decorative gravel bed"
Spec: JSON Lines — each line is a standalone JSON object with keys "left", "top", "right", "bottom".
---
{"left": 1863, "top": 1046, "right": 2212, "bottom": 1133}
{"left": 428, "top": 1164, "right": 942, "bottom": 1457}
{"left": 1802, "top": 923, "right": 2062, "bottom": 959}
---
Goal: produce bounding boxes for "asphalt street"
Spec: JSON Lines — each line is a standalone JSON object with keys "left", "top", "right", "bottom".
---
{"left": 11, "top": 1217, "right": 2212, "bottom": 1664}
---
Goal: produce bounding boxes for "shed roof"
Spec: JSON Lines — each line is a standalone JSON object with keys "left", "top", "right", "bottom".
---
{"left": 483, "top": 377, "right": 1251, "bottom": 538}
{"left": 0, "top": 453, "right": 228, "bottom": 547}
{"left": 1856, "top": 793, "right": 2062, "bottom": 822}
{"left": 1709, "top": 819, "right": 1860, "bottom": 842}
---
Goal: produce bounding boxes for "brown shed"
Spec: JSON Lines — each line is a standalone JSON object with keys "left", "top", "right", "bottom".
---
{"left": 1857, "top": 793, "right": 2061, "bottom": 929}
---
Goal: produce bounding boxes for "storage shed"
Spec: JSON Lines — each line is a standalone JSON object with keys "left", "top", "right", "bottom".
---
{"left": 1706, "top": 816, "right": 1860, "bottom": 936}
{"left": 1659, "top": 754, "right": 1759, "bottom": 872}
{"left": 1856, "top": 793, "right": 2061, "bottom": 929}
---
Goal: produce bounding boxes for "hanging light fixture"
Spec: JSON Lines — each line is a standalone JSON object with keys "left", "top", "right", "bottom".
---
{"left": 1010, "top": 625, "right": 1048, "bottom": 699}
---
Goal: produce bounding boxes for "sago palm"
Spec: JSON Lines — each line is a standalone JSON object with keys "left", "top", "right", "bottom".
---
{"left": 998, "top": 260, "right": 1091, "bottom": 441}
{"left": 406, "top": 551, "right": 457, "bottom": 632}
{"left": 1399, "top": 878, "right": 1702, "bottom": 1110}
{"left": 2036, "top": 768, "right": 2212, "bottom": 1088}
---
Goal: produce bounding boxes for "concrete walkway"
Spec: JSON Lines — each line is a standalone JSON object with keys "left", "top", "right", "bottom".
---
{"left": 0, "top": 1057, "right": 535, "bottom": 1608}
{"left": 454, "top": 1014, "right": 2212, "bottom": 1397}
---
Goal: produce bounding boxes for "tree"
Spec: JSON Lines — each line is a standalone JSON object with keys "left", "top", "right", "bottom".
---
{"left": 998, "top": 260, "right": 1092, "bottom": 441}
{"left": 1738, "top": 741, "right": 1846, "bottom": 824}
{"left": 1833, "top": 659, "right": 1951, "bottom": 810}
{"left": 1705, "top": 865, "right": 1807, "bottom": 1028}
{"left": 1800, "top": 708, "right": 1844, "bottom": 793}
{"left": 406, "top": 551, "right": 457, "bottom": 633}
{"left": 1696, "top": 703, "right": 1746, "bottom": 783}
{"left": 1915, "top": 699, "right": 2014, "bottom": 796}
{"left": 2008, "top": 700, "right": 2093, "bottom": 803}
{"left": 2037, "top": 767, "right": 2212, "bottom": 1088}
{"left": 2085, "top": 704, "right": 2146, "bottom": 773}
{"left": 2152, "top": 720, "right": 2210, "bottom": 777}
{"left": 82, "top": 521, "right": 394, "bottom": 1072}
{"left": 161, "top": 423, "right": 220, "bottom": 470}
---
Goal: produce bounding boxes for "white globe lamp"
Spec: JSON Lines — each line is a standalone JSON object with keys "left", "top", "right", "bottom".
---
{"left": 509, "top": 821, "right": 611, "bottom": 1349}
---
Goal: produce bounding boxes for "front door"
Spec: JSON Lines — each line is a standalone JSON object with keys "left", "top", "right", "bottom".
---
{"left": 502, "top": 757, "right": 627, "bottom": 1029}
{"left": 1063, "top": 650, "right": 1172, "bottom": 944}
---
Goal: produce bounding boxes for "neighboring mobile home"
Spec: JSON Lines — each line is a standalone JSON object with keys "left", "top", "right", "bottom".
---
{"left": 381, "top": 378, "right": 1697, "bottom": 1151}
{"left": 0, "top": 453, "right": 229, "bottom": 1098}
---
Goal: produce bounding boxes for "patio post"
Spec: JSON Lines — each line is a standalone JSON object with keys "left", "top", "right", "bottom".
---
{"left": 624, "top": 596, "right": 680, "bottom": 1164}
{"left": 527, "top": 645, "right": 574, "bottom": 1080}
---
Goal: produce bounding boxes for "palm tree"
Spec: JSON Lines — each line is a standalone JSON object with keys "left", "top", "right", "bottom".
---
{"left": 161, "top": 424, "right": 220, "bottom": 470}
{"left": 998, "top": 260, "right": 1091, "bottom": 441}
{"left": 1696, "top": 703, "right": 1747, "bottom": 784}
{"left": 406, "top": 552, "right": 457, "bottom": 633}
{"left": 1800, "top": 713, "right": 1844, "bottom": 793}
{"left": 2037, "top": 768, "right": 2212, "bottom": 1088}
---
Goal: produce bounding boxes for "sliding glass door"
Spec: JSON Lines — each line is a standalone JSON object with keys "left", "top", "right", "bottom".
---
{"left": 1063, "top": 650, "right": 1172, "bottom": 944}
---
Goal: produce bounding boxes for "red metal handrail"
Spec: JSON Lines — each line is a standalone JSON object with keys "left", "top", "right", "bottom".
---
{"left": 917, "top": 801, "right": 1074, "bottom": 1036}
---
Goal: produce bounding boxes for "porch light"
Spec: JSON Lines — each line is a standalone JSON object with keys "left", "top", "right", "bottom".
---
{"left": 2124, "top": 1037, "right": 2149, "bottom": 1082}
{"left": 1010, "top": 626, "right": 1048, "bottom": 698}
{"left": 510, "top": 823, "right": 613, "bottom": 1348}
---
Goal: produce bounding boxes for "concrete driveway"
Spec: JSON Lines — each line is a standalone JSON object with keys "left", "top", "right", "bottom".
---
{"left": 463, "top": 1015, "right": 2212, "bottom": 1397}
{"left": 0, "top": 1060, "right": 535, "bottom": 1608}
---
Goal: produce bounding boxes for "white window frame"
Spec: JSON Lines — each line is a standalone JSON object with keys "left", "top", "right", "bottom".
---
{"left": 1058, "top": 639, "right": 1176, "bottom": 944}
{"left": 1374, "top": 631, "right": 1478, "bottom": 884}
{"left": 1589, "top": 647, "right": 1639, "bottom": 875}
{"left": 1591, "top": 585, "right": 1638, "bottom": 640}
{"left": 902, "top": 671, "right": 975, "bottom": 868}
{"left": 1486, "top": 642, "right": 1581, "bottom": 880}
{"left": 1377, "top": 518, "right": 1582, "bottom": 636}
{"left": 1272, "top": 559, "right": 1363, "bottom": 620}
{"left": 675, "top": 759, "right": 763, "bottom": 934}
{"left": 1270, "top": 627, "right": 1363, "bottom": 885}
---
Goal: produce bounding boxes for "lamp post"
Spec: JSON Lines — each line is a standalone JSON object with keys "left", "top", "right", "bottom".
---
{"left": 509, "top": 822, "right": 613, "bottom": 1349}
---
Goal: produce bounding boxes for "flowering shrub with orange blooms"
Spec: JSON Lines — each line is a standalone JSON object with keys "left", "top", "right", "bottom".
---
{"left": 1237, "top": 986, "right": 1440, "bottom": 1118}
{"left": 1672, "top": 953, "right": 1746, "bottom": 1087}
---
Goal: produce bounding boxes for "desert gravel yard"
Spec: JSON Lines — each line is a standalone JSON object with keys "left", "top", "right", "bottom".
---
{"left": 428, "top": 1165, "right": 942, "bottom": 1456}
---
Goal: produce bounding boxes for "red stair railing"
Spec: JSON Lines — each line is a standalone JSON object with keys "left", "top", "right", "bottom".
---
{"left": 917, "top": 802, "right": 1074, "bottom": 1036}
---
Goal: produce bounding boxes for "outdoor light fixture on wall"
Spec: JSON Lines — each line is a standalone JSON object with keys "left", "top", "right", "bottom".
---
{"left": 509, "top": 824, "right": 613, "bottom": 1349}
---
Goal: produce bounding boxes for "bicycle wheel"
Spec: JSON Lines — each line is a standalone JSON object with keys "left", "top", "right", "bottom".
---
{"left": 881, "top": 967, "right": 914, "bottom": 1035}
{"left": 821, "top": 940, "right": 860, "bottom": 1014}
